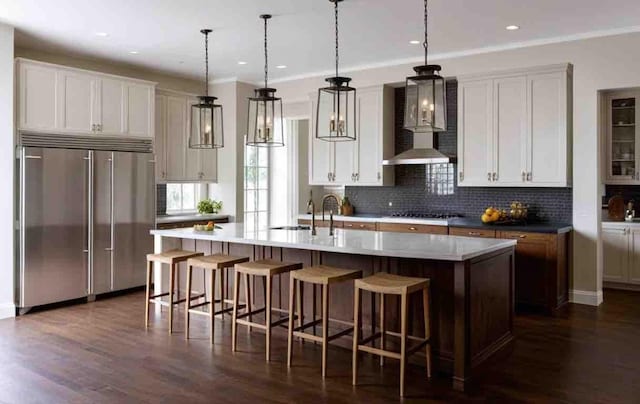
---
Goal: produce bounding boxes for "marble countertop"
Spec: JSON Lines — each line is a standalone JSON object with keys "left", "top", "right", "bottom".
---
{"left": 156, "top": 213, "right": 229, "bottom": 224}
{"left": 151, "top": 223, "right": 516, "bottom": 261}
{"left": 602, "top": 219, "right": 640, "bottom": 227}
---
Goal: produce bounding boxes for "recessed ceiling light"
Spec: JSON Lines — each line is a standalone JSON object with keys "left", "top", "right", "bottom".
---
{"left": 95, "top": 32, "right": 109, "bottom": 37}
{"left": 506, "top": 25, "right": 520, "bottom": 31}
{"left": 276, "top": 65, "right": 287, "bottom": 69}
{"left": 409, "top": 40, "right": 421, "bottom": 45}
{"left": 238, "top": 61, "right": 247, "bottom": 65}
{"left": 129, "top": 50, "right": 139, "bottom": 55}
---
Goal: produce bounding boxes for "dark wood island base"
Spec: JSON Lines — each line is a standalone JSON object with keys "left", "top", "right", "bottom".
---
{"left": 167, "top": 237, "right": 515, "bottom": 392}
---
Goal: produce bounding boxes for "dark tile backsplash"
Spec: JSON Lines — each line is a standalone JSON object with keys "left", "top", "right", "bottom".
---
{"left": 604, "top": 185, "right": 640, "bottom": 205}
{"left": 345, "top": 83, "right": 573, "bottom": 224}
{"left": 156, "top": 184, "right": 166, "bottom": 215}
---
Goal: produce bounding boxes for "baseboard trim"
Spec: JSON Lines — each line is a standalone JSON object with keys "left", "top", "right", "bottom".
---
{"left": 569, "top": 289, "right": 603, "bottom": 306}
{"left": 603, "top": 281, "right": 640, "bottom": 292}
{"left": 0, "top": 303, "right": 16, "bottom": 319}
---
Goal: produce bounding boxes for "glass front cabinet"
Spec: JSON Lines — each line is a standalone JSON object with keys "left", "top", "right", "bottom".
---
{"left": 605, "top": 90, "right": 640, "bottom": 184}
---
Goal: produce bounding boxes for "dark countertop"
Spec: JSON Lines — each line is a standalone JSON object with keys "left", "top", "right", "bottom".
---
{"left": 448, "top": 218, "right": 573, "bottom": 234}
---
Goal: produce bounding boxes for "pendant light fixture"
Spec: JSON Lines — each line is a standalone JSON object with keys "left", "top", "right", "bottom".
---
{"left": 189, "top": 29, "right": 224, "bottom": 149}
{"left": 246, "top": 14, "right": 284, "bottom": 147}
{"left": 404, "top": 0, "right": 447, "bottom": 133}
{"left": 316, "top": 0, "right": 356, "bottom": 142}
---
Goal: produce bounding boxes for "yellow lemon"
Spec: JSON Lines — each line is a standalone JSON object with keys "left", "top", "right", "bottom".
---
{"left": 484, "top": 207, "right": 494, "bottom": 215}
{"left": 481, "top": 213, "right": 491, "bottom": 223}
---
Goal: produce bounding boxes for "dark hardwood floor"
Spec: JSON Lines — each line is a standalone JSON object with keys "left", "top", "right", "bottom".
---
{"left": 0, "top": 289, "right": 639, "bottom": 403}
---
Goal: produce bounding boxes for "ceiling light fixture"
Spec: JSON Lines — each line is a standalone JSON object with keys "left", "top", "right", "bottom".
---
{"left": 95, "top": 32, "right": 109, "bottom": 37}
{"left": 246, "top": 14, "right": 284, "bottom": 147}
{"left": 276, "top": 65, "right": 287, "bottom": 69}
{"left": 506, "top": 25, "right": 520, "bottom": 31}
{"left": 409, "top": 40, "right": 421, "bottom": 45}
{"left": 238, "top": 61, "right": 248, "bottom": 65}
{"left": 316, "top": 0, "right": 356, "bottom": 142}
{"left": 403, "top": 0, "right": 447, "bottom": 133}
{"left": 128, "top": 50, "right": 139, "bottom": 55}
{"left": 189, "top": 29, "right": 224, "bottom": 149}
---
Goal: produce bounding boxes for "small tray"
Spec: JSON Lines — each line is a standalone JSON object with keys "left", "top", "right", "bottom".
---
{"left": 194, "top": 224, "right": 214, "bottom": 232}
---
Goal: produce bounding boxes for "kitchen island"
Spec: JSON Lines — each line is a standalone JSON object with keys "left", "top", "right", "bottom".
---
{"left": 151, "top": 224, "right": 516, "bottom": 391}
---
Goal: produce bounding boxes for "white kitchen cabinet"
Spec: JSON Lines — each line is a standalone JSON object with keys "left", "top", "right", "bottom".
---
{"left": 628, "top": 228, "right": 640, "bottom": 284}
{"left": 602, "top": 225, "right": 629, "bottom": 283}
{"left": 16, "top": 58, "right": 155, "bottom": 138}
{"left": 17, "top": 61, "right": 58, "bottom": 131}
{"left": 602, "top": 90, "right": 640, "bottom": 184}
{"left": 458, "top": 79, "right": 494, "bottom": 186}
{"left": 155, "top": 91, "right": 217, "bottom": 183}
{"left": 308, "top": 85, "right": 394, "bottom": 186}
{"left": 457, "top": 64, "right": 572, "bottom": 187}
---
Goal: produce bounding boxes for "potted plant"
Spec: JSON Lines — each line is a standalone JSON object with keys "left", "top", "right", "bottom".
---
{"left": 197, "top": 198, "right": 223, "bottom": 214}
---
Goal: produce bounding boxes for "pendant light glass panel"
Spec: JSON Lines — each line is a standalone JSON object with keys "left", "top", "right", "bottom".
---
{"left": 316, "top": 78, "right": 356, "bottom": 141}
{"left": 404, "top": 69, "right": 446, "bottom": 132}
{"left": 190, "top": 96, "right": 224, "bottom": 148}
{"left": 247, "top": 89, "right": 284, "bottom": 147}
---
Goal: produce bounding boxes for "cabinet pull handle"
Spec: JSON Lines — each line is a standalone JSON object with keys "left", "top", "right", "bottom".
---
{"left": 459, "top": 171, "right": 464, "bottom": 182}
{"left": 527, "top": 172, "right": 532, "bottom": 181}
{"left": 521, "top": 171, "right": 526, "bottom": 182}
{"left": 468, "top": 232, "right": 481, "bottom": 236}
{"left": 408, "top": 226, "right": 417, "bottom": 231}
{"left": 517, "top": 234, "right": 527, "bottom": 239}
{"left": 376, "top": 172, "right": 380, "bottom": 181}
{"left": 487, "top": 172, "right": 492, "bottom": 181}
{"left": 493, "top": 172, "right": 498, "bottom": 181}
{"left": 359, "top": 224, "right": 365, "bottom": 228}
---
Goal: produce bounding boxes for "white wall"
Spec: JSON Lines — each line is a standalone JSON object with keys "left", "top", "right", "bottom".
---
{"left": 0, "top": 23, "right": 14, "bottom": 319}
{"left": 271, "top": 31, "right": 640, "bottom": 304}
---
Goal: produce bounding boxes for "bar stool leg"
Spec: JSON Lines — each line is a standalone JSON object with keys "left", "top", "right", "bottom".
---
{"left": 220, "top": 267, "right": 226, "bottom": 319}
{"left": 244, "top": 273, "right": 252, "bottom": 333}
{"left": 231, "top": 270, "right": 241, "bottom": 352}
{"left": 168, "top": 263, "right": 176, "bottom": 334}
{"left": 352, "top": 286, "right": 361, "bottom": 386}
{"left": 296, "top": 280, "right": 303, "bottom": 345}
{"left": 185, "top": 265, "right": 193, "bottom": 339}
{"left": 423, "top": 285, "right": 432, "bottom": 378}
{"left": 400, "top": 292, "right": 408, "bottom": 397}
{"left": 321, "top": 284, "right": 329, "bottom": 378}
{"left": 210, "top": 269, "right": 216, "bottom": 344}
{"left": 265, "top": 275, "right": 272, "bottom": 362}
{"left": 145, "top": 260, "right": 152, "bottom": 328}
{"left": 380, "top": 293, "right": 386, "bottom": 366}
{"left": 287, "top": 275, "right": 296, "bottom": 368}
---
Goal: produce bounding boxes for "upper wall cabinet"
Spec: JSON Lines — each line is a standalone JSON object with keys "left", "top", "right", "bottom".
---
{"left": 602, "top": 89, "right": 640, "bottom": 184}
{"left": 457, "top": 64, "right": 572, "bottom": 187}
{"left": 155, "top": 90, "right": 217, "bottom": 183}
{"left": 16, "top": 58, "right": 156, "bottom": 138}
{"left": 308, "top": 85, "right": 394, "bottom": 186}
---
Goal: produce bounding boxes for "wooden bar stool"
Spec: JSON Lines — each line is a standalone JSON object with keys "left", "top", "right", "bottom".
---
{"left": 352, "top": 272, "right": 432, "bottom": 397}
{"left": 286, "top": 265, "right": 362, "bottom": 378}
{"left": 145, "top": 249, "right": 204, "bottom": 333}
{"left": 232, "top": 259, "right": 303, "bottom": 361}
{"left": 185, "top": 254, "right": 250, "bottom": 343}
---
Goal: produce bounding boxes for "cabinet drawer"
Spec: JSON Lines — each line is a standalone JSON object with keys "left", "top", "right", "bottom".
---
{"left": 343, "top": 221, "right": 377, "bottom": 231}
{"left": 496, "top": 231, "right": 554, "bottom": 243}
{"left": 377, "top": 222, "right": 448, "bottom": 235}
{"left": 449, "top": 227, "right": 496, "bottom": 238}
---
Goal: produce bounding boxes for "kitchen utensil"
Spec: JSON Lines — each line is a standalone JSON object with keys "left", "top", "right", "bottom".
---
{"left": 608, "top": 195, "right": 625, "bottom": 221}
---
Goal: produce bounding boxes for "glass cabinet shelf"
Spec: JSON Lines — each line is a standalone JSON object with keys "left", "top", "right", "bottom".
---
{"left": 606, "top": 93, "right": 639, "bottom": 182}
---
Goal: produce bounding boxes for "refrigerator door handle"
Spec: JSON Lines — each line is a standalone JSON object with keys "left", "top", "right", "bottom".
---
{"left": 24, "top": 155, "right": 42, "bottom": 159}
{"left": 108, "top": 154, "right": 115, "bottom": 290}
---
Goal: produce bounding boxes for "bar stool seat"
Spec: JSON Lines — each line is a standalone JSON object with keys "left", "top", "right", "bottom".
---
{"left": 352, "top": 272, "right": 432, "bottom": 397}
{"left": 185, "top": 254, "right": 250, "bottom": 343}
{"left": 232, "top": 259, "right": 303, "bottom": 361}
{"left": 287, "top": 265, "right": 362, "bottom": 378}
{"left": 145, "top": 249, "right": 204, "bottom": 333}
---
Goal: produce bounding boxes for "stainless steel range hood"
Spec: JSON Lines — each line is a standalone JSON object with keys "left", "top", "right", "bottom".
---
{"left": 383, "top": 131, "right": 452, "bottom": 165}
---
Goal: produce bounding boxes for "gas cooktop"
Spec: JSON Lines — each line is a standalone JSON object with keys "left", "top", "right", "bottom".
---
{"left": 389, "top": 212, "right": 463, "bottom": 219}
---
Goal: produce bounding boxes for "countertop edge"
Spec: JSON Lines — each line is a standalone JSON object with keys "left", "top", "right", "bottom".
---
{"left": 156, "top": 214, "right": 229, "bottom": 224}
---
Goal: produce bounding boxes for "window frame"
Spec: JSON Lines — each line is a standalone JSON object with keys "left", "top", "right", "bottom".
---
{"left": 165, "top": 183, "right": 207, "bottom": 214}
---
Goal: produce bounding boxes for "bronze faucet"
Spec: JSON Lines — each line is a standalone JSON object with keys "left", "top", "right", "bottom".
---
{"left": 307, "top": 196, "right": 316, "bottom": 236}
{"left": 321, "top": 194, "right": 342, "bottom": 236}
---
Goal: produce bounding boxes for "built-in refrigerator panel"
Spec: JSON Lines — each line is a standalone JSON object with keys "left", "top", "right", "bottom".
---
{"left": 20, "top": 147, "right": 90, "bottom": 308}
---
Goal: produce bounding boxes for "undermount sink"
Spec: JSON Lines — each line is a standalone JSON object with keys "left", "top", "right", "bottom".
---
{"left": 269, "top": 225, "right": 311, "bottom": 231}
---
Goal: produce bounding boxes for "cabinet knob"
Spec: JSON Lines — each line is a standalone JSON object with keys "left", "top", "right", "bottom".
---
{"left": 527, "top": 172, "right": 532, "bottom": 181}
{"left": 376, "top": 172, "right": 380, "bottom": 181}
{"left": 487, "top": 172, "right": 492, "bottom": 181}
{"left": 522, "top": 171, "right": 526, "bottom": 182}
{"left": 459, "top": 171, "right": 464, "bottom": 182}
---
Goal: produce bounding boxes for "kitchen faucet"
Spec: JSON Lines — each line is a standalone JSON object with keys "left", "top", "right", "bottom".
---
{"left": 307, "top": 195, "right": 316, "bottom": 236}
{"left": 322, "top": 194, "right": 342, "bottom": 236}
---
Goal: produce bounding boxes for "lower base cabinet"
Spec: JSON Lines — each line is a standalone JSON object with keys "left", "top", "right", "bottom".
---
{"left": 602, "top": 224, "right": 640, "bottom": 287}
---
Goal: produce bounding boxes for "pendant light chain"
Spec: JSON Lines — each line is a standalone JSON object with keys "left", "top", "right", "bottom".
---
{"left": 264, "top": 16, "right": 269, "bottom": 89}
{"left": 204, "top": 30, "right": 209, "bottom": 97}
{"left": 423, "top": 0, "right": 428, "bottom": 65}
{"left": 335, "top": 0, "right": 339, "bottom": 78}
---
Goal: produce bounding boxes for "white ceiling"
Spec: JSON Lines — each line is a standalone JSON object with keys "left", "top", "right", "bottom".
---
{"left": 1, "top": 0, "right": 640, "bottom": 84}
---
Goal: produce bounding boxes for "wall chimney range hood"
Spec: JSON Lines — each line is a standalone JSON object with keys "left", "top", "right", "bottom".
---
{"left": 382, "top": 131, "right": 452, "bottom": 165}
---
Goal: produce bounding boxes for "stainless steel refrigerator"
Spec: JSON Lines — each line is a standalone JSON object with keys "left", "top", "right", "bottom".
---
{"left": 18, "top": 136, "right": 155, "bottom": 311}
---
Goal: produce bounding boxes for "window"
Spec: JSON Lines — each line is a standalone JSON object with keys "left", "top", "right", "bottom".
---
{"left": 244, "top": 146, "right": 269, "bottom": 231}
{"left": 166, "top": 183, "right": 202, "bottom": 213}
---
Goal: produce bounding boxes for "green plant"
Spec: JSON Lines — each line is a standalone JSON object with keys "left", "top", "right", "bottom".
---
{"left": 197, "top": 198, "right": 222, "bottom": 214}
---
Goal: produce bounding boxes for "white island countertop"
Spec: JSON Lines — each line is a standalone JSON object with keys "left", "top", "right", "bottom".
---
{"left": 151, "top": 223, "right": 516, "bottom": 262}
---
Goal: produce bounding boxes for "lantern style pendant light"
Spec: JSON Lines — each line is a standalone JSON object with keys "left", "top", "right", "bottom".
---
{"left": 404, "top": 0, "right": 447, "bottom": 133}
{"left": 189, "top": 29, "right": 224, "bottom": 149}
{"left": 246, "top": 14, "right": 284, "bottom": 147}
{"left": 316, "top": 0, "right": 356, "bottom": 142}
